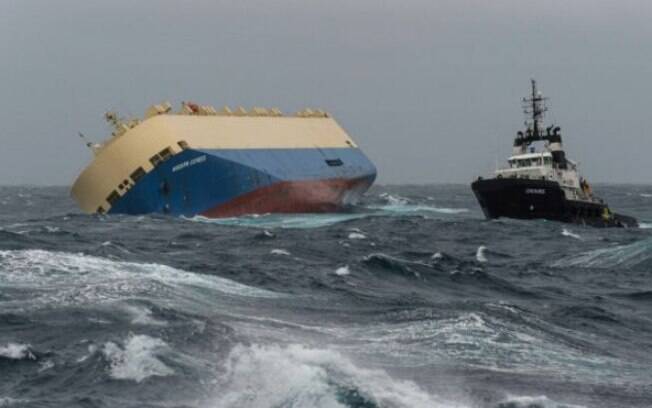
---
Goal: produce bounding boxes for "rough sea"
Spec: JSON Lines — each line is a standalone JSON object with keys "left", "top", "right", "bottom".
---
{"left": 1, "top": 184, "right": 651, "bottom": 408}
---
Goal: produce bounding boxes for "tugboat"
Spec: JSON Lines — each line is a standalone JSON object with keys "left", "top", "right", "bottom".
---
{"left": 471, "top": 80, "right": 637, "bottom": 228}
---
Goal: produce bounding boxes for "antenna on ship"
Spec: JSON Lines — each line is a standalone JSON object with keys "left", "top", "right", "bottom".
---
{"left": 78, "top": 132, "right": 101, "bottom": 155}
{"left": 522, "top": 78, "right": 548, "bottom": 137}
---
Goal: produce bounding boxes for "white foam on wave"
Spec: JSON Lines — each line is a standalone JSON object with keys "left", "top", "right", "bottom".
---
{"left": 0, "top": 343, "right": 35, "bottom": 360}
{"left": 552, "top": 238, "right": 652, "bottom": 269}
{"left": 561, "top": 228, "right": 581, "bottom": 240}
{"left": 187, "top": 213, "right": 368, "bottom": 229}
{"left": 476, "top": 246, "right": 488, "bottom": 263}
{"left": 498, "top": 394, "right": 586, "bottom": 408}
{"left": 0, "top": 397, "right": 28, "bottom": 407}
{"left": 38, "top": 360, "right": 54, "bottom": 372}
{"left": 0, "top": 249, "right": 281, "bottom": 309}
{"left": 348, "top": 232, "right": 366, "bottom": 240}
{"left": 123, "top": 305, "right": 167, "bottom": 326}
{"left": 640, "top": 193, "right": 652, "bottom": 198}
{"left": 102, "top": 334, "right": 173, "bottom": 383}
{"left": 270, "top": 248, "right": 291, "bottom": 256}
{"left": 639, "top": 222, "right": 652, "bottom": 229}
{"left": 76, "top": 344, "right": 98, "bottom": 363}
{"left": 210, "top": 343, "right": 468, "bottom": 408}
{"left": 335, "top": 265, "right": 351, "bottom": 276}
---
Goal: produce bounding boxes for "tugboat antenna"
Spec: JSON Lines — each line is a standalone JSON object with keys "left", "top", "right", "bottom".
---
{"left": 522, "top": 78, "right": 548, "bottom": 137}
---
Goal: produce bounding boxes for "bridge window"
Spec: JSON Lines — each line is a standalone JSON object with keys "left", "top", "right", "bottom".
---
{"left": 178, "top": 140, "right": 189, "bottom": 150}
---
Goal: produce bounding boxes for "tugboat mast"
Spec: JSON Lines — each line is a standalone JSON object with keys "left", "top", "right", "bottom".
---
{"left": 522, "top": 79, "right": 548, "bottom": 138}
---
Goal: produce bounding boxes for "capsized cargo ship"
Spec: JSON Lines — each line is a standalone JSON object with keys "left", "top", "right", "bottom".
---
{"left": 71, "top": 102, "right": 377, "bottom": 217}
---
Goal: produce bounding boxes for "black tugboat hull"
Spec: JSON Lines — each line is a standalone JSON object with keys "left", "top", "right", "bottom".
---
{"left": 471, "top": 178, "right": 637, "bottom": 228}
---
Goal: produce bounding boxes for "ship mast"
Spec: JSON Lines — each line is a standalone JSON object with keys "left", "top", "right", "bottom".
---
{"left": 522, "top": 79, "right": 548, "bottom": 137}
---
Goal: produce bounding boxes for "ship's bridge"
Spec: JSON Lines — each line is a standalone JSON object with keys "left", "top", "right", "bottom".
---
{"left": 507, "top": 152, "right": 553, "bottom": 169}
{"left": 496, "top": 151, "right": 555, "bottom": 179}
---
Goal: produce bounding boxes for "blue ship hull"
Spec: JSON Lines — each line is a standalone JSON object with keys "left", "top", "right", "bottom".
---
{"left": 109, "top": 147, "right": 377, "bottom": 217}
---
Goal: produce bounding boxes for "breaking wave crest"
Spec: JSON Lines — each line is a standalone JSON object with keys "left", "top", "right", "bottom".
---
{"left": 210, "top": 343, "right": 468, "bottom": 408}
{"left": 0, "top": 249, "right": 281, "bottom": 309}
{"left": 102, "top": 334, "right": 173, "bottom": 383}
{"left": 0, "top": 343, "right": 36, "bottom": 361}
{"left": 495, "top": 395, "right": 586, "bottom": 408}
{"left": 185, "top": 196, "right": 468, "bottom": 230}
{"left": 552, "top": 238, "right": 652, "bottom": 269}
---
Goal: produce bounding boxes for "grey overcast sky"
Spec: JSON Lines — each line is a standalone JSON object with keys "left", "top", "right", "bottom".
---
{"left": 1, "top": 0, "right": 651, "bottom": 185}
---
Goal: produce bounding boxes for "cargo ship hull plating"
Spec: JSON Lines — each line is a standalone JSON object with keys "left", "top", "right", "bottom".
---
{"left": 71, "top": 108, "right": 377, "bottom": 218}
{"left": 107, "top": 147, "right": 376, "bottom": 217}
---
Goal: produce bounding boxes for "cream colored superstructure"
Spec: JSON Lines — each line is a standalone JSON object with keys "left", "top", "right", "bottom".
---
{"left": 71, "top": 108, "right": 358, "bottom": 214}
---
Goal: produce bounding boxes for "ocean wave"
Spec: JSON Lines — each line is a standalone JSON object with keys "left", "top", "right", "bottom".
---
{"left": 186, "top": 213, "right": 369, "bottom": 229}
{"left": 348, "top": 232, "right": 366, "bottom": 240}
{"left": 0, "top": 343, "right": 36, "bottom": 360}
{"left": 0, "top": 397, "right": 28, "bottom": 407}
{"left": 0, "top": 249, "right": 282, "bottom": 308}
{"left": 210, "top": 343, "right": 468, "bottom": 408}
{"left": 122, "top": 304, "right": 168, "bottom": 326}
{"left": 185, "top": 200, "right": 468, "bottom": 230}
{"left": 551, "top": 238, "right": 652, "bottom": 269}
{"left": 495, "top": 394, "right": 586, "bottom": 408}
{"left": 561, "top": 229, "right": 581, "bottom": 240}
{"left": 362, "top": 253, "right": 429, "bottom": 278}
{"left": 102, "top": 334, "right": 173, "bottom": 383}
{"left": 270, "top": 248, "right": 291, "bottom": 256}
{"left": 476, "top": 246, "right": 488, "bottom": 263}
{"left": 335, "top": 265, "right": 351, "bottom": 276}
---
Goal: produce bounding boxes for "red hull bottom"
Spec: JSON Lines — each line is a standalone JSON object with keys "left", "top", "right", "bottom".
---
{"left": 200, "top": 177, "right": 373, "bottom": 218}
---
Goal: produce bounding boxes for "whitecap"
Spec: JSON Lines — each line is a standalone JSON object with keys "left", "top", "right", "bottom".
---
{"left": 102, "top": 334, "right": 173, "bottom": 383}
{"left": 639, "top": 222, "right": 652, "bottom": 229}
{"left": 335, "top": 265, "right": 350, "bottom": 276}
{"left": 270, "top": 249, "right": 291, "bottom": 256}
{"left": 0, "top": 397, "right": 28, "bottom": 406}
{"left": 348, "top": 232, "right": 366, "bottom": 240}
{"left": 38, "top": 360, "right": 54, "bottom": 372}
{"left": 640, "top": 193, "right": 652, "bottom": 198}
{"left": 498, "top": 394, "right": 587, "bottom": 408}
{"left": 211, "top": 343, "right": 468, "bottom": 408}
{"left": 561, "top": 228, "right": 581, "bottom": 240}
{"left": 431, "top": 252, "right": 443, "bottom": 260}
{"left": 476, "top": 246, "right": 488, "bottom": 263}
{"left": 0, "top": 250, "right": 282, "bottom": 309}
{"left": 379, "top": 192, "right": 410, "bottom": 206}
{"left": 186, "top": 213, "right": 368, "bottom": 229}
{"left": 552, "top": 238, "right": 652, "bottom": 269}
{"left": 123, "top": 305, "right": 167, "bottom": 326}
{"left": 0, "top": 343, "right": 35, "bottom": 360}
{"left": 77, "top": 344, "right": 98, "bottom": 363}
